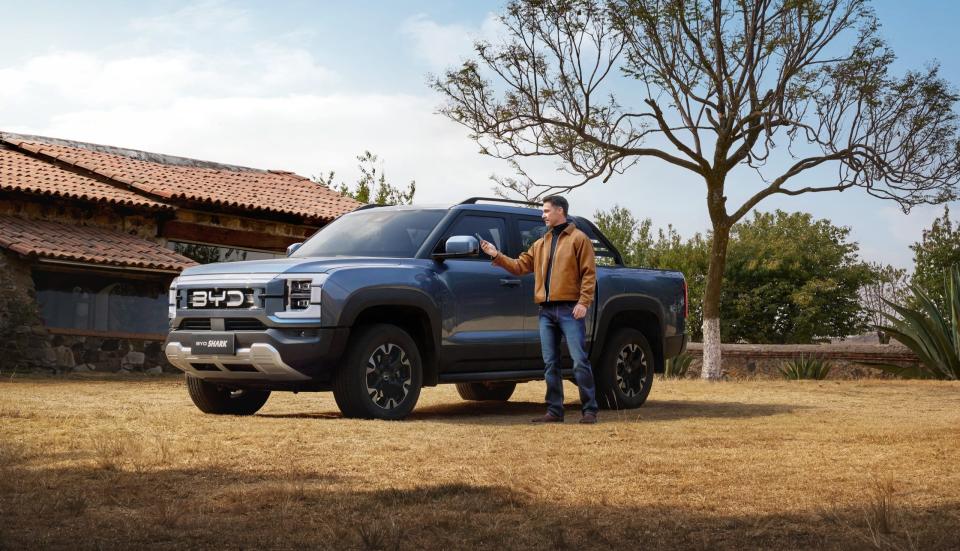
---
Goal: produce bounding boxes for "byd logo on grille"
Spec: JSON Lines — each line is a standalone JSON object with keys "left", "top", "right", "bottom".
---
{"left": 190, "top": 290, "right": 247, "bottom": 308}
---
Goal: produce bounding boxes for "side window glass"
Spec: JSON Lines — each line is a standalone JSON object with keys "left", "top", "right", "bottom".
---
{"left": 572, "top": 219, "right": 617, "bottom": 266}
{"left": 517, "top": 218, "right": 547, "bottom": 250}
{"left": 436, "top": 215, "right": 508, "bottom": 260}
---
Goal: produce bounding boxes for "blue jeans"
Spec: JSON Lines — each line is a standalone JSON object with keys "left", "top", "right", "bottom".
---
{"left": 539, "top": 302, "right": 598, "bottom": 417}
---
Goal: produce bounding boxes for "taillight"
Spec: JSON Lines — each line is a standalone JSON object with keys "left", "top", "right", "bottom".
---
{"left": 682, "top": 279, "right": 688, "bottom": 319}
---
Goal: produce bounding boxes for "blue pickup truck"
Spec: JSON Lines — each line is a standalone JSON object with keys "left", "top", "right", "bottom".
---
{"left": 164, "top": 198, "right": 688, "bottom": 420}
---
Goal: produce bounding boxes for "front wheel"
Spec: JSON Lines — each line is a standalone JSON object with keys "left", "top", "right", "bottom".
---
{"left": 333, "top": 324, "right": 423, "bottom": 420}
{"left": 595, "top": 328, "right": 655, "bottom": 410}
{"left": 185, "top": 375, "right": 270, "bottom": 415}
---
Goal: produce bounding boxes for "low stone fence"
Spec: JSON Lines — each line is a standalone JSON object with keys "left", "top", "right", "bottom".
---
{"left": 683, "top": 342, "right": 919, "bottom": 379}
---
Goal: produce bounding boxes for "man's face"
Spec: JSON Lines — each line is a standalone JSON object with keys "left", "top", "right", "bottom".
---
{"left": 542, "top": 202, "right": 566, "bottom": 227}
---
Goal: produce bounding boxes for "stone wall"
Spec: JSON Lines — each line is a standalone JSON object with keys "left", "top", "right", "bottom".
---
{"left": 45, "top": 333, "right": 171, "bottom": 374}
{"left": 682, "top": 342, "right": 918, "bottom": 379}
{"left": 0, "top": 248, "right": 173, "bottom": 374}
{"left": 0, "top": 249, "right": 49, "bottom": 370}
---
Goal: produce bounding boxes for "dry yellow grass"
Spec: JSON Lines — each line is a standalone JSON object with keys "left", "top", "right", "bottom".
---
{"left": 0, "top": 374, "right": 958, "bottom": 550}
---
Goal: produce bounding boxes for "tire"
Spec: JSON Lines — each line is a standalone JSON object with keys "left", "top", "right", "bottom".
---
{"left": 595, "top": 328, "right": 655, "bottom": 410}
{"left": 333, "top": 324, "right": 423, "bottom": 420}
{"left": 185, "top": 374, "right": 270, "bottom": 415}
{"left": 455, "top": 382, "right": 516, "bottom": 401}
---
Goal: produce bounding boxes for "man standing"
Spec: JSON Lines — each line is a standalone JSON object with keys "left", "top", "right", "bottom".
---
{"left": 479, "top": 196, "right": 599, "bottom": 424}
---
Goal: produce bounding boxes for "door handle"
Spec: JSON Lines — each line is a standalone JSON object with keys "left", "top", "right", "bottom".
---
{"left": 499, "top": 279, "right": 521, "bottom": 287}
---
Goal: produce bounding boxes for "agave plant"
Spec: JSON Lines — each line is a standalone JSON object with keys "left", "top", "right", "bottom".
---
{"left": 779, "top": 355, "right": 832, "bottom": 380}
{"left": 873, "top": 264, "right": 960, "bottom": 380}
{"left": 663, "top": 352, "right": 693, "bottom": 379}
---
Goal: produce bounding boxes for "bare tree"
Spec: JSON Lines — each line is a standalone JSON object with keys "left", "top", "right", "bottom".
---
{"left": 432, "top": 0, "right": 960, "bottom": 378}
{"left": 860, "top": 262, "right": 910, "bottom": 344}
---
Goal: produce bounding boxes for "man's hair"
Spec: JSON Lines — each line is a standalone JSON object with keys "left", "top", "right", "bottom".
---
{"left": 542, "top": 195, "right": 569, "bottom": 216}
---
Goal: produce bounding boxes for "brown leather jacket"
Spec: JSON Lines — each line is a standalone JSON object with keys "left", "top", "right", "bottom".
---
{"left": 491, "top": 220, "right": 597, "bottom": 308}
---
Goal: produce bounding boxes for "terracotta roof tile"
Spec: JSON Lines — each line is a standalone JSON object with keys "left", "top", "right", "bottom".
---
{"left": 0, "top": 145, "right": 169, "bottom": 209}
{"left": 1, "top": 138, "right": 361, "bottom": 222}
{"left": 0, "top": 215, "right": 197, "bottom": 272}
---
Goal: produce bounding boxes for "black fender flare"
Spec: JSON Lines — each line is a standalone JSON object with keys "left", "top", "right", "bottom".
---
{"left": 337, "top": 287, "right": 441, "bottom": 382}
{"left": 592, "top": 295, "right": 666, "bottom": 368}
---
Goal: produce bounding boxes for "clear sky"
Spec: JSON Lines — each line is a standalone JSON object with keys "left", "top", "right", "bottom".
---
{"left": 1, "top": 0, "right": 957, "bottom": 269}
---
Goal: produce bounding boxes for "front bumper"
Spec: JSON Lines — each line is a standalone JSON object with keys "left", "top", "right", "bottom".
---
{"left": 164, "top": 327, "right": 349, "bottom": 383}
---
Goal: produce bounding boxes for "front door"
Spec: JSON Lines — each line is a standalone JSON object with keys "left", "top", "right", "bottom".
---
{"left": 434, "top": 213, "right": 525, "bottom": 372}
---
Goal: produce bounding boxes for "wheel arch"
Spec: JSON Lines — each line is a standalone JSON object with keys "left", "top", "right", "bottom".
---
{"left": 594, "top": 298, "right": 665, "bottom": 373}
{"left": 348, "top": 300, "right": 439, "bottom": 386}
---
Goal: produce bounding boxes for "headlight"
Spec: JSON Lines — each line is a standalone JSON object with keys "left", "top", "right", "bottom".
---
{"left": 275, "top": 274, "right": 328, "bottom": 319}
{"left": 168, "top": 277, "right": 180, "bottom": 320}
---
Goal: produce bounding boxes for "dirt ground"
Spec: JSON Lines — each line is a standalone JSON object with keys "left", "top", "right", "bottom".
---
{"left": 0, "top": 375, "right": 958, "bottom": 550}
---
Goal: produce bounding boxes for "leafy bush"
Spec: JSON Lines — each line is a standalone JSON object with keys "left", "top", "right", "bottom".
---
{"left": 873, "top": 264, "right": 960, "bottom": 380}
{"left": 663, "top": 352, "right": 693, "bottom": 379}
{"left": 779, "top": 355, "right": 832, "bottom": 380}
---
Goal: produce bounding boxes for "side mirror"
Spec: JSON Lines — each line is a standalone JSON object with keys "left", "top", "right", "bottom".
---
{"left": 286, "top": 242, "right": 303, "bottom": 257}
{"left": 432, "top": 235, "right": 480, "bottom": 260}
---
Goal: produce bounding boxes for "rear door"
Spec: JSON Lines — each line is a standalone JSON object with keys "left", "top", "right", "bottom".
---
{"left": 515, "top": 216, "right": 602, "bottom": 363}
{"left": 515, "top": 216, "right": 549, "bottom": 363}
{"left": 432, "top": 212, "right": 526, "bottom": 372}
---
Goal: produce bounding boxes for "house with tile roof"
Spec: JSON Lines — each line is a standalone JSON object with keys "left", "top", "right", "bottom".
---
{"left": 0, "top": 132, "right": 361, "bottom": 372}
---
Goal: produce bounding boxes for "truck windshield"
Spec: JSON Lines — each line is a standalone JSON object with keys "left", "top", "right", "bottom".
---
{"left": 291, "top": 209, "right": 446, "bottom": 258}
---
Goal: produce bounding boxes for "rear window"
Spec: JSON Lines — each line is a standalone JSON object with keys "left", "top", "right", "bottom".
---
{"left": 573, "top": 218, "right": 619, "bottom": 266}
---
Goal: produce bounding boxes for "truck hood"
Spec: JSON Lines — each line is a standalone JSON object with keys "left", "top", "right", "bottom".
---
{"left": 180, "top": 257, "right": 406, "bottom": 276}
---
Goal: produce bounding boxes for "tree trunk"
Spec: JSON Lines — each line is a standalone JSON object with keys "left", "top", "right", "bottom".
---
{"left": 700, "top": 222, "right": 732, "bottom": 380}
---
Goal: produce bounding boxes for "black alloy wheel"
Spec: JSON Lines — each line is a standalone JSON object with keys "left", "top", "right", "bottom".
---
{"left": 595, "top": 328, "right": 655, "bottom": 410}
{"left": 333, "top": 324, "right": 423, "bottom": 420}
{"left": 616, "top": 343, "right": 648, "bottom": 398}
{"left": 365, "top": 343, "right": 413, "bottom": 410}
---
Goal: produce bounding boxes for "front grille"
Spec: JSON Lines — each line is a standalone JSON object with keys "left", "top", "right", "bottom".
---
{"left": 225, "top": 318, "right": 267, "bottom": 331}
{"left": 180, "top": 318, "right": 212, "bottom": 331}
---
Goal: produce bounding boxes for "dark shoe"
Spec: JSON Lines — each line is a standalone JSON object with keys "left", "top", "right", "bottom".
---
{"left": 531, "top": 412, "right": 564, "bottom": 423}
{"left": 579, "top": 412, "right": 598, "bottom": 424}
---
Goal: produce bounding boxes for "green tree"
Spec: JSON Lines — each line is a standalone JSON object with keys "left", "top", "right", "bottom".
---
{"left": 722, "top": 211, "right": 871, "bottom": 343}
{"left": 648, "top": 226, "right": 710, "bottom": 339}
{"left": 910, "top": 206, "right": 960, "bottom": 311}
{"left": 595, "top": 205, "right": 709, "bottom": 340}
{"left": 595, "top": 206, "right": 870, "bottom": 343}
{"left": 593, "top": 204, "right": 653, "bottom": 266}
{"left": 433, "top": 0, "right": 960, "bottom": 379}
{"left": 315, "top": 151, "right": 416, "bottom": 205}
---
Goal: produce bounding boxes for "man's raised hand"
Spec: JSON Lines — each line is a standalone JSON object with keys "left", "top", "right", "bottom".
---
{"left": 479, "top": 238, "right": 498, "bottom": 258}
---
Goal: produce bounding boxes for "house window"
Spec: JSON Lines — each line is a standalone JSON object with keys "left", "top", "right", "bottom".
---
{"left": 167, "top": 241, "right": 284, "bottom": 264}
{"left": 33, "top": 271, "right": 170, "bottom": 335}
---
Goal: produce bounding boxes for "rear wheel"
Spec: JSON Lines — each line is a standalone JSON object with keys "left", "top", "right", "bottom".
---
{"left": 185, "top": 374, "right": 270, "bottom": 415}
{"left": 455, "top": 382, "right": 516, "bottom": 401}
{"left": 333, "top": 324, "right": 423, "bottom": 420}
{"left": 595, "top": 328, "right": 655, "bottom": 410}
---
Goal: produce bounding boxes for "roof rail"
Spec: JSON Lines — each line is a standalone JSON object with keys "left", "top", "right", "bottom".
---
{"left": 352, "top": 203, "right": 382, "bottom": 212}
{"left": 458, "top": 197, "right": 541, "bottom": 208}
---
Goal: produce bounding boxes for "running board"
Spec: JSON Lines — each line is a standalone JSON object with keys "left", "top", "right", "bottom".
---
{"left": 438, "top": 369, "right": 576, "bottom": 383}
